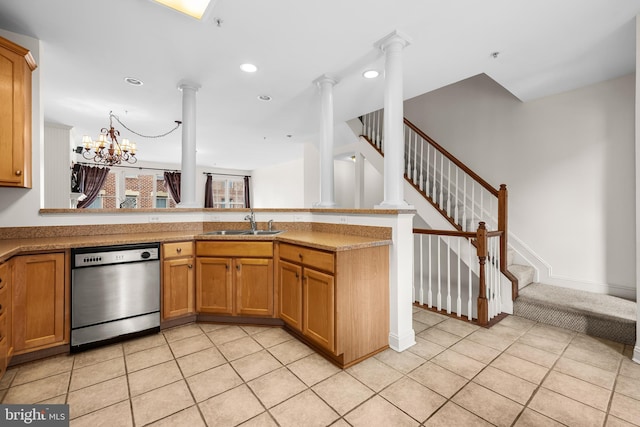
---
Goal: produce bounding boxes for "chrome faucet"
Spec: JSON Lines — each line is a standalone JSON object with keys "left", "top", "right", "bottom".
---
{"left": 267, "top": 219, "right": 274, "bottom": 231}
{"left": 244, "top": 209, "right": 257, "bottom": 232}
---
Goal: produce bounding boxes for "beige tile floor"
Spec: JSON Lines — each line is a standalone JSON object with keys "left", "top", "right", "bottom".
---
{"left": 1, "top": 306, "right": 639, "bottom": 426}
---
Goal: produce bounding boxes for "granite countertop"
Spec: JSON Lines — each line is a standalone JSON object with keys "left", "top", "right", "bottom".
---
{"left": 0, "top": 230, "right": 391, "bottom": 262}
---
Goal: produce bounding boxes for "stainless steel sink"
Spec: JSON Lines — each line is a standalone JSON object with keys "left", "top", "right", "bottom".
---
{"left": 244, "top": 230, "right": 284, "bottom": 235}
{"left": 205, "top": 230, "right": 250, "bottom": 235}
{"left": 205, "top": 230, "right": 284, "bottom": 236}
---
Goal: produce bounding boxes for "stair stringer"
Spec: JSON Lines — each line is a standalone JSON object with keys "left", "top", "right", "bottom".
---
{"left": 354, "top": 136, "right": 513, "bottom": 315}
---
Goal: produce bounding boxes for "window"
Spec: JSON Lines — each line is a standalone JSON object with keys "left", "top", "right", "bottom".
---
{"left": 210, "top": 176, "right": 246, "bottom": 208}
{"left": 156, "top": 196, "right": 168, "bottom": 208}
{"left": 72, "top": 168, "right": 177, "bottom": 209}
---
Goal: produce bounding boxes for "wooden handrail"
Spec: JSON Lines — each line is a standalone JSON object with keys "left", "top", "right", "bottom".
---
{"left": 404, "top": 118, "right": 499, "bottom": 197}
{"left": 413, "top": 228, "right": 476, "bottom": 238}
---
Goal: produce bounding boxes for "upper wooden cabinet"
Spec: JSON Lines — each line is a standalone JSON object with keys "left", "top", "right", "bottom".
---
{"left": 0, "top": 36, "right": 37, "bottom": 188}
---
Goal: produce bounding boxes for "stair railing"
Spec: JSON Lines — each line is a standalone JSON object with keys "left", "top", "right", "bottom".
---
{"left": 414, "top": 223, "right": 502, "bottom": 326}
{"left": 361, "top": 109, "right": 518, "bottom": 299}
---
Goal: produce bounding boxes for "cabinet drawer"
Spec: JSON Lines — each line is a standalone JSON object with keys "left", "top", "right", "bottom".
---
{"left": 278, "top": 243, "right": 334, "bottom": 274}
{"left": 197, "top": 241, "right": 273, "bottom": 258}
{"left": 164, "top": 241, "right": 194, "bottom": 259}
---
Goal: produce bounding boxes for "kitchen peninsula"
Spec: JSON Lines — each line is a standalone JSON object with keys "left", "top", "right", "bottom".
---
{"left": 0, "top": 208, "right": 413, "bottom": 373}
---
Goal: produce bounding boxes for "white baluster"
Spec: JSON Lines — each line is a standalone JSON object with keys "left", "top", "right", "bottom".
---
{"left": 406, "top": 128, "right": 411, "bottom": 178}
{"left": 471, "top": 181, "right": 475, "bottom": 231}
{"left": 462, "top": 175, "right": 467, "bottom": 231}
{"left": 457, "top": 238, "right": 461, "bottom": 316}
{"left": 480, "top": 188, "right": 484, "bottom": 226}
{"left": 425, "top": 145, "right": 431, "bottom": 198}
{"left": 419, "top": 140, "right": 424, "bottom": 192}
{"left": 447, "top": 159, "right": 452, "bottom": 217}
{"left": 437, "top": 236, "right": 442, "bottom": 311}
{"left": 428, "top": 235, "right": 433, "bottom": 308}
{"left": 488, "top": 237, "right": 494, "bottom": 319}
{"left": 467, "top": 238, "right": 472, "bottom": 321}
{"left": 454, "top": 167, "right": 459, "bottom": 227}
{"left": 446, "top": 236, "right": 451, "bottom": 314}
{"left": 496, "top": 240, "right": 502, "bottom": 314}
{"left": 439, "top": 153, "right": 444, "bottom": 208}
{"left": 413, "top": 133, "right": 418, "bottom": 183}
{"left": 419, "top": 234, "right": 424, "bottom": 305}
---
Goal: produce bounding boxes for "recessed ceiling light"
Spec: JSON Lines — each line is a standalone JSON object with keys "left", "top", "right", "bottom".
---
{"left": 257, "top": 95, "right": 272, "bottom": 101}
{"left": 363, "top": 70, "right": 379, "bottom": 79}
{"left": 240, "top": 63, "right": 258, "bottom": 73}
{"left": 152, "top": 0, "right": 213, "bottom": 20}
{"left": 124, "top": 77, "right": 144, "bottom": 86}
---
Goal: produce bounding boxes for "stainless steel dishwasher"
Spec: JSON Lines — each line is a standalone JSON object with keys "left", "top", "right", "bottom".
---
{"left": 71, "top": 242, "right": 160, "bottom": 352}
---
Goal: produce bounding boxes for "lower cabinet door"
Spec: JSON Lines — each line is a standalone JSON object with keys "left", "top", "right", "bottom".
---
{"left": 235, "top": 258, "right": 273, "bottom": 316}
{"left": 278, "top": 261, "right": 302, "bottom": 331}
{"left": 302, "top": 267, "right": 335, "bottom": 353}
{"left": 12, "top": 253, "right": 66, "bottom": 352}
{"left": 196, "top": 257, "right": 233, "bottom": 314}
{"left": 162, "top": 257, "right": 194, "bottom": 319}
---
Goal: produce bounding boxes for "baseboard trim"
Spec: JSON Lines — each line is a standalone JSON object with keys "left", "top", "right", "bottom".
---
{"left": 389, "top": 331, "right": 416, "bottom": 352}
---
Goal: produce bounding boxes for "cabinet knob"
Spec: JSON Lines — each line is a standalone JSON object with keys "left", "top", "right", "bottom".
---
{"left": 236, "top": 264, "right": 241, "bottom": 271}
{"left": 176, "top": 247, "right": 182, "bottom": 253}
{"left": 15, "top": 170, "right": 22, "bottom": 176}
{"left": 295, "top": 272, "right": 299, "bottom": 279}
{"left": 188, "top": 264, "right": 193, "bottom": 269}
{"left": 298, "top": 253, "right": 303, "bottom": 260}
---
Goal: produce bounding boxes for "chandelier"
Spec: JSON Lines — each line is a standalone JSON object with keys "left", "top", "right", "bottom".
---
{"left": 81, "top": 112, "right": 181, "bottom": 166}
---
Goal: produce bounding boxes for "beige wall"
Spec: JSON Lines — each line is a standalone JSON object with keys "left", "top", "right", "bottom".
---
{"left": 405, "top": 73, "right": 635, "bottom": 297}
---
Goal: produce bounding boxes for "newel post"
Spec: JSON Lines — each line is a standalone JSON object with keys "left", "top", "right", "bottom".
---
{"left": 476, "top": 222, "right": 489, "bottom": 326}
{"left": 497, "top": 184, "right": 516, "bottom": 298}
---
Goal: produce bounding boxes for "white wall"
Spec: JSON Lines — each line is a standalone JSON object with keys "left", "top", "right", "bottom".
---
{"left": 405, "top": 73, "right": 636, "bottom": 298}
{"left": 252, "top": 158, "right": 305, "bottom": 208}
{"left": 334, "top": 159, "right": 355, "bottom": 208}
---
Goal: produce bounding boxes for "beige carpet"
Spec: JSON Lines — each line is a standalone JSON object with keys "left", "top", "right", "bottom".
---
{"left": 514, "top": 283, "right": 636, "bottom": 345}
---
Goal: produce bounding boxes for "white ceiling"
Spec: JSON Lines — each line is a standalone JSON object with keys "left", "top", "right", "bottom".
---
{"left": 0, "top": 0, "right": 638, "bottom": 170}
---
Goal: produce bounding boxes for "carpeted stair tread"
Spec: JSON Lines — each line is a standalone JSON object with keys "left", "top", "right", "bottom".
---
{"left": 508, "top": 264, "right": 535, "bottom": 289}
{"left": 514, "top": 283, "right": 636, "bottom": 345}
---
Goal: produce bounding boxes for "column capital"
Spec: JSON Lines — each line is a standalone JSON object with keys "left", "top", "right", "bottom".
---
{"left": 177, "top": 80, "right": 202, "bottom": 91}
{"left": 313, "top": 74, "right": 338, "bottom": 87}
{"left": 374, "top": 30, "right": 412, "bottom": 52}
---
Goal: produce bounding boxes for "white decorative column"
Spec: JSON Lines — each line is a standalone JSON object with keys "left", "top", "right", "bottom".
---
{"left": 354, "top": 152, "right": 364, "bottom": 208}
{"left": 374, "top": 31, "right": 416, "bottom": 353}
{"left": 178, "top": 81, "right": 201, "bottom": 208}
{"left": 375, "top": 30, "right": 412, "bottom": 209}
{"left": 314, "top": 74, "right": 337, "bottom": 207}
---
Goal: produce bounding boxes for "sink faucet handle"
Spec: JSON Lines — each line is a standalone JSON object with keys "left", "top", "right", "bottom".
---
{"left": 268, "top": 219, "right": 274, "bottom": 231}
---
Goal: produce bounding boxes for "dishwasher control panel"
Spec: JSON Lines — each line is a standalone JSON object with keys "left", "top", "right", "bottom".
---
{"left": 72, "top": 243, "right": 160, "bottom": 268}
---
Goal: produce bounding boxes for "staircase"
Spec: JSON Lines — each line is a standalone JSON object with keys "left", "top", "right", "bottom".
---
{"left": 356, "top": 109, "right": 636, "bottom": 344}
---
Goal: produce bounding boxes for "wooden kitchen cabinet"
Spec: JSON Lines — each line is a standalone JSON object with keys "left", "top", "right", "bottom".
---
{"left": 12, "top": 252, "right": 67, "bottom": 354}
{"left": 278, "top": 244, "right": 335, "bottom": 353}
{"left": 196, "top": 241, "right": 274, "bottom": 317}
{"left": 0, "top": 36, "right": 37, "bottom": 188}
{"left": 162, "top": 241, "right": 195, "bottom": 320}
{"left": 277, "top": 242, "right": 390, "bottom": 368}
{"left": 0, "top": 261, "right": 12, "bottom": 376}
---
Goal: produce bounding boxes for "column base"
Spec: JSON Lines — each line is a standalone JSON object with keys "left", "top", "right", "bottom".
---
{"left": 388, "top": 330, "right": 416, "bottom": 352}
{"left": 375, "top": 201, "right": 414, "bottom": 209}
{"left": 176, "top": 202, "right": 200, "bottom": 208}
{"left": 313, "top": 201, "right": 337, "bottom": 208}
